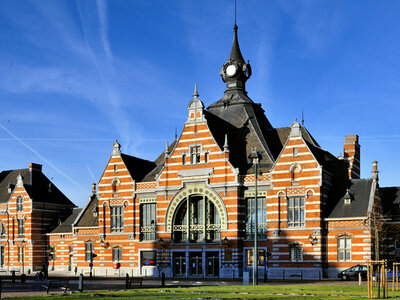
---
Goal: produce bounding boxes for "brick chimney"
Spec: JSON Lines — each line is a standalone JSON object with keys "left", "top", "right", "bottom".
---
{"left": 29, "top": 163, "right": 42, "bottom": 185}
{"left": 343, "top": 135, "right": 360, "bottom": 179}
{"left": 371, "top": 160, "right": 379, "bottom": 182}
{"left": 29, "top": 163, "right": 42, "bottom": 172}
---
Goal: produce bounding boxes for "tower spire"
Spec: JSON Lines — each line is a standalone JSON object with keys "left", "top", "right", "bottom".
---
{"left": 193, "top": 83, "right": 199, "bottom": 98}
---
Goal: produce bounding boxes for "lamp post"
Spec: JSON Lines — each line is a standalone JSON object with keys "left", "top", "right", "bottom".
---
{"left": 249, "top": 149, "right": 261, "bottom": 285}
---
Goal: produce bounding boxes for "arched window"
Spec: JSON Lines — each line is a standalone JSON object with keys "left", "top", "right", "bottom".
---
{"left": 111, "top": 178, "right": 120, "bottom": 194}
{"left": 172, "top": 195, "right": 221, "bottom": 243}
{"left": 0, "top": 223, "right": 5, "bottom": 238}
{"left": 291, "top": 164, "right": 301, "bottom": 182}
{"left": 112, "top": 246, "right": 122, "bottom": 262}
{"left": 16, "top": 196, "right": 23, "bottom": 212}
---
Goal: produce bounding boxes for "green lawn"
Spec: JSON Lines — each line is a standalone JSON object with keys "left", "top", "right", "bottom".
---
{"left": 10, "top": 284, "right": 400, "bottom": 299}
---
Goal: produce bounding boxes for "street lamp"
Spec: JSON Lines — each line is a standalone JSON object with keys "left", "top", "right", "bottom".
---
{"left": 249, "top": 149, "right": 261, "bottom": 286}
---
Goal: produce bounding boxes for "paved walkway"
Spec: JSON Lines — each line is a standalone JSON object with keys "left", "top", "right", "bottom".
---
{"left": 0, "top": 274, "right": 367, "bottom": 298}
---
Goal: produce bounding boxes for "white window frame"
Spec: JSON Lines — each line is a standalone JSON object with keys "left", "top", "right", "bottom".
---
{"left": 338, "top": 236, "right": 352, "bottom": 262}
{"left": 289, "top": 244, "right": 303, "bottom": 262}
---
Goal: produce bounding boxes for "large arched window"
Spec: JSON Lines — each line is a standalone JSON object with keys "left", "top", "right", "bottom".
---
{"left": 172, "top": 195, "right": 220, "bottom": 243}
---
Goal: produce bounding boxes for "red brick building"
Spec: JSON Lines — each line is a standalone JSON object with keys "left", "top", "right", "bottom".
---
{"left": 43, "top": 24, "right": 398, "bottom": 279}
{"left": 0, "top": 163, "right": 75, "bottom": 273}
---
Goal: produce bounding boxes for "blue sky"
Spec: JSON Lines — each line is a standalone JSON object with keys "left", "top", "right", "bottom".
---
{"left": 1, "top": 0, "right": 400, "bottom": 207}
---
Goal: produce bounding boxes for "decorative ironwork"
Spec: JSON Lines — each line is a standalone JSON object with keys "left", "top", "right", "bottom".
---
{"left": 245, "top": 223, "right": 267, "bottom": 240}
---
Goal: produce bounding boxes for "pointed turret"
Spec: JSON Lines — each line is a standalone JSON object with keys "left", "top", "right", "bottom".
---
{"left": 218, "top": 24, "right": 252, "bottom": 99}
{"left": 112, "top": 140, "right": 121, "bottom": 156}
{"left": 186, "top": 83, "right": 205, "bottom": 123}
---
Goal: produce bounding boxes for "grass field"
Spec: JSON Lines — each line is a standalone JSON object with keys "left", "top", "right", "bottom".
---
{"left": 8, "top": 284, "right": 400, "bottom": 300}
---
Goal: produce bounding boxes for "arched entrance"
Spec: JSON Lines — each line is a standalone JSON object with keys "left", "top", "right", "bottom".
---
{"left": 165, "top": 183, "right": 228, "bottom": 278}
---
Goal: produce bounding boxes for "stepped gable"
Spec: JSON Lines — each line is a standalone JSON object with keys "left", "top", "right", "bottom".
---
{"left": 0, "top": 168, "right": 74, "bottom": 206}
{"left": 74, "top": 194, "right": 98, "bottom": 227}
{"left": 50, "top": 208, "right": 82, "bottom": 234}
{"left": 328, "top": 179, "right": 373, "bottom": 218}
{"left": 120, "top": 153, "right": 156, "bottom": 182}
{"left": 380, "top": 186, "right": 400, "bottom": 220}
{"left": 141, "top": 139, "right": 178, "bottom": 182}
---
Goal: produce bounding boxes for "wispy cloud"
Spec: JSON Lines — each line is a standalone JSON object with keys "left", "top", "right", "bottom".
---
{"left": 96, "top": 0, "right": 113, "bottom": 64}
{"left": 0, "top": 124, "right": 81, "bottom": 188}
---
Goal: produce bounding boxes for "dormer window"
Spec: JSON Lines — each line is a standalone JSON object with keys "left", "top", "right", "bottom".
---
{"left": 344, "top": 190, "right": 352, "bottom": 205}
{"left": 16, "top": 196, "right": 23, "bottom": 212}
{"left": 190, "top": 146, "right": 201, "bottom": 164}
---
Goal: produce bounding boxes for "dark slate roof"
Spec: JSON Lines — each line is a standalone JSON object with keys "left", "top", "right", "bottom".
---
{"left": 50, "top": 208, "right": 82, "bottom": 234}
{"left": 328, "top": 179, "right": 373, "bottom": 218}
{"left": 120, "top": 154, "right": 156, "bottom": 182}
{"left": 380, "top": 187, "right": 400, "bottom": 220}
{"left": 74, "top": 194, "right": 98, "bottom": 227}
{"left": 0, "top": 167, "right": 75, "bottom": 206}
{"left": 141, "top": 140, "right": 178, "bottom": 182}
{"left": 206, "top": 102, "right": 275, "bottom": 174}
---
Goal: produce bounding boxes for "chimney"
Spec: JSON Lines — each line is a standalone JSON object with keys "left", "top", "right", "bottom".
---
{"left": 343, "top": 135, "right": 360, "bottom": 179}
{"left": 371, "top": 160, "right": 379, "bottom": 182}
{"left": 92, "top": 183, "right": 97, "bottom": 194}
{"left": 29, "top": 163, "right": 42, "bottom": 172}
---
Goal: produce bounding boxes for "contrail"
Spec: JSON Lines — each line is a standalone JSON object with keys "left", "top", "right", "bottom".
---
{"left": 0, "top": 124, "right": 81, "bottom": 188}
{"left": 86, "top": 165, "right": 96, "bottom": 182}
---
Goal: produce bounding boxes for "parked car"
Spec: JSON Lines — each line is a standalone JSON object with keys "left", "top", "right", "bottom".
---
{"left": 338, "top": 265, "right": 367, "bottom": 280}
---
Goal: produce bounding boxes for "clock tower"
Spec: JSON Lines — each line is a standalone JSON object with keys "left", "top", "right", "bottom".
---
{"left": 219, "top": 24, "right": 252, "bottom": 100}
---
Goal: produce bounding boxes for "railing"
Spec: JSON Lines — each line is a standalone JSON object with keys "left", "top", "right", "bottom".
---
{"left": 140, "top": 225, "right": 156, "bottom": 241}
{"left": 245, "top": 223, "right": 267, "bottom": 240}
{"left": 172, "top": 224, "right": 221, "bottom": 242}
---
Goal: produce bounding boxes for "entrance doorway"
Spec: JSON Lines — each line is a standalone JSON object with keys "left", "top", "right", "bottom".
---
{"left": 206, "top": 252, "right": 219, "bottom": 277}
{"left": 189, "top": 252, "right": 202, "bottom": 276}
{"left": 173, "top": 252, "right": 186, "bottom": 276}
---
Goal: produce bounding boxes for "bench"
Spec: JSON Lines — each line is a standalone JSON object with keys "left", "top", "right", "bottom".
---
{"left": 42, "top": 279, "right": 70, "bottom": 294}
{"left": 126, "top": 276, "right": 144, "bottom": 288}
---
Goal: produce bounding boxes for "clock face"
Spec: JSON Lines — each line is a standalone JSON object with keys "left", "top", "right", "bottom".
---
{"left": 226, "top": 64, "right": 237, "bottom": 77}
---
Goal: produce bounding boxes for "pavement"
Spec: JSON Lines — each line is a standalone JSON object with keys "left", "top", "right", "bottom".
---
{"left": 0, "top": 272, "right": 368, "bottom": 298}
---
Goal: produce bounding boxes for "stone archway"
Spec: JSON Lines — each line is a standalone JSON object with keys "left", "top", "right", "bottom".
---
{"left": 165, "top": 183, "right": 228, "bottom": 232}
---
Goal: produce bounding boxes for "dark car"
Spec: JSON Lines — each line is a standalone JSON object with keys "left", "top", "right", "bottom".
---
{"left": 338, "top": 265, "right": 367, "bottom": 280}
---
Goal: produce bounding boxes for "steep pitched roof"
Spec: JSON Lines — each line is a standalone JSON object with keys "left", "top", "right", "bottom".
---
{"left": 380, "top": 186, "right": 400, "bottom": 220}
{"left": 74, "top": 194, "right": 98, "bottom": 227}
{"left": 50, "top": 208, "right": 82, "bottom": 234}
{"left": 0, "top": 168, "right": 75, "bottom": 206}
{"left": 141, "top": 140, "right": 178, "bottom": 182}
{"left": 120, "top": 154, "right": 156, "bottom": 182}
{"left": 206, "top": 102, "right": 275, "bottom": 174}
{"left": 328, "top": 179, "right": 373, "bottom": 218}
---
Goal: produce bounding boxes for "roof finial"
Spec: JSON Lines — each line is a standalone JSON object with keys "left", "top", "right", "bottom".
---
{"left": 234, "top": 0, "right": 237, "bottom": 26}
{"left": 174, "top": 126, "right": 178, "bottom": 140}
{"left": 193, "top": 83, "right": 199, "bottom": 98}
{"left": 302, "top": 109, "right": 304, "bottom": 126}
{"left": 223, "top": 134, "right": 230, "bottom": 152}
